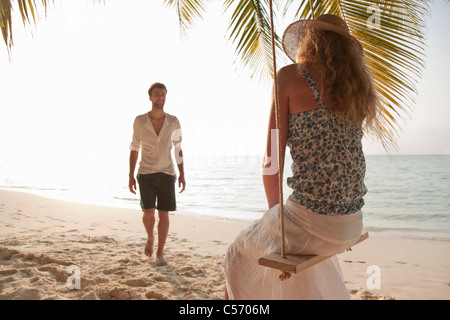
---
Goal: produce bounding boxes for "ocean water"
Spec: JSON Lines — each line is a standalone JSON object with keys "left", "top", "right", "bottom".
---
{"left": 362, "top": 155, "right": 450, "bottom": 240}
{"left": 1, "top": 154, "right": 449, "bottom": 240}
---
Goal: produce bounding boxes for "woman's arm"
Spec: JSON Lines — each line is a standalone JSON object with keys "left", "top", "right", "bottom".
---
{"left": 262, "top": 69, "right": 289, "bottom": 209}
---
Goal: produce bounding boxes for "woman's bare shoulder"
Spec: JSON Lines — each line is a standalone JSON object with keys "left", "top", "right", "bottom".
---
{"left": 277, "top": 63, "right": 306, "bottom": 89}
{"left": 278, "top": 63, "right": 299, "bottom": 76}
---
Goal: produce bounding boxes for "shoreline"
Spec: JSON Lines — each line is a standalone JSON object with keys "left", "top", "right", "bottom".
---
{"left": 1, "top": 189, "right": 449, "bottom": 300}
{"left": 2, "top": 186, "right": 449, "bottom": 242}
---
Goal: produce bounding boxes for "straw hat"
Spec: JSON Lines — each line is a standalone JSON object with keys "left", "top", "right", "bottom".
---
{"left": 282, "top": 14, "right": 363, "bottom": 63}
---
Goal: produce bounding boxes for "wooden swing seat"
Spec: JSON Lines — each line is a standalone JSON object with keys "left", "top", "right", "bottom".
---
{"left": 258, "top": 231, "right": 368, "bottom": 274}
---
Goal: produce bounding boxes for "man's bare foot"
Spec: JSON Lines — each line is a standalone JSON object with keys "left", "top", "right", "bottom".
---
{"left": 156, "top": 254, "right": 167, "bottom": 266}
{"left": 144, "top": 238, "right": 153, "bottom": 257}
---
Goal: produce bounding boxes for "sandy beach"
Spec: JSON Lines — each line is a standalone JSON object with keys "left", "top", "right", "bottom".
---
{"left": 0, "top": 189, "right": 449, "bottom": 300}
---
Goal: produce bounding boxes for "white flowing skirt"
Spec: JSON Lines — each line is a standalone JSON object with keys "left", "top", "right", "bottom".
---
{"left": 223, "top": 195, "right": 363, "bottom": 300}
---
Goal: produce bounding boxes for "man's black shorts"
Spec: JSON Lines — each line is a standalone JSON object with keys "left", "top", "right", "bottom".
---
{"left": 137, "top": 173, "right": 176, "bottom": 211}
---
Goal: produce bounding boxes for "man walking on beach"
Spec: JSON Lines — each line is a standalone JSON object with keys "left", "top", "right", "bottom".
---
{"left": 129, "top": 82, "right": 185, "bottom": 266}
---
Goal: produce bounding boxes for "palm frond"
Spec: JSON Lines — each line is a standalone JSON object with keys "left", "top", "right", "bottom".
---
{"left": 0, "top": 0, "right": 13, "bottom": 49}
{"left": 0, "top": 0, "right": 54, "bottom": 54}
{"left": 223, "top": 0, "right": 284, "bottom": 82}
{"left": 163, "top": 0, "right": 208, "bottom": 38}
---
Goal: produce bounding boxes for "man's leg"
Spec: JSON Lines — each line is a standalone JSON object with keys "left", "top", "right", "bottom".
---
{"left": 154, "top": 173, "right": 176, "bottom": 266}
{"left": 142, "top": 208, "right": 156, "bottom": 257}
{"left": 156, "top": 210, "right": 169, "bottom": 266}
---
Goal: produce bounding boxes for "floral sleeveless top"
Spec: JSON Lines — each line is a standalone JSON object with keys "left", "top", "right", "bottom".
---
{"left": 286, "top": 65, "right": 367, "bottom": 215}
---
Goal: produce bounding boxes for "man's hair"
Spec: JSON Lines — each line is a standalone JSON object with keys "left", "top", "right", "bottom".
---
{"left": 148, "top": 82, "right": 167, "bottom": 97}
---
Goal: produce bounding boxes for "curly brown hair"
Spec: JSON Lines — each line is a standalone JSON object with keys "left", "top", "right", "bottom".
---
{"left": 297, "top": 29, "right": 384, "bottom": 140}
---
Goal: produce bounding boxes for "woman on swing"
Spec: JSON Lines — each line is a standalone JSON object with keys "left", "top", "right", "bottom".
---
{"left": 223, "top": 14, "right": 382, "bottom": 300}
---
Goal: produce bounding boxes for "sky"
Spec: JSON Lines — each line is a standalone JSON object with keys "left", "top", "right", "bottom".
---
{"left": 0, "top": 0, "right": 449, "bottom": 189}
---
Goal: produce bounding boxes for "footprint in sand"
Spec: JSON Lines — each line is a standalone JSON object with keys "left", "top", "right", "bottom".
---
{"left": 45, "top": 216, "right": 65, "bottom": 223}
{"left": 343, "top": 260, "right": 366, "bottom": 264}
{"left": 36, "top": 265, "right": 66, "bottom": 281}
{"left": 178, "top": 266, "right": 205, "bottom": 277}
{"left": 145, "top": 290, "right": 168, "bottom": 300}
{"left": 103, "top": 266, "right": 126, "bottom": 275}
{"left": 122, "top": 278, "right": 152, "bottom": 287}
{"left": 0, "top": 269, "right": 17, "bottom": 276}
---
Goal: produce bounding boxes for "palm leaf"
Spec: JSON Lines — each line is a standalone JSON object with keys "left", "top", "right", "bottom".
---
{"left": 163, "top": 0, "right": 208, "bottom": 38}
{"left": 223, "top": 0, "right": 285, "bottom": 82}
{"left": 0, "top": 0, "right": 54, "bottom": 54}
{"left": 0, "top": 0, "right": 14, "bottom": 49}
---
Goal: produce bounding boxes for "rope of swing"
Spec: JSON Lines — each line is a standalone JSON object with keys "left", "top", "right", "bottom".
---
{"left": 267, "top": 0, "right": 315, "bottom": 280}
{"left": 268, "top": 0, "right": 286, "bottom": 260}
